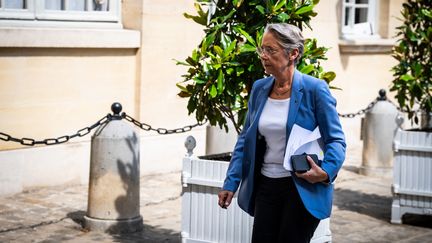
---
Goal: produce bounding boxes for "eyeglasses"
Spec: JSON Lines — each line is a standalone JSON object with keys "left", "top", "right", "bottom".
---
{"left": 256, "top": 46, "right": 280, "bottom": 57}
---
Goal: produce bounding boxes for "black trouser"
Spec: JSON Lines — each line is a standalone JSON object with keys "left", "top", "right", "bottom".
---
{"left": 252, "top": 175, "right": 320, "bottom": 243}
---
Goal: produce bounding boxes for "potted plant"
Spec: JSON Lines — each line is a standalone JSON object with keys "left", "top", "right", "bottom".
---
{"left": 177, "top": 1, "right": 336, "bottom": 242}
{"left": 390, "top": 0, "right": 432, "bottom": 224}
{"left": 390, "top": 0, "right": 431, "bottom": 129}
{"left": 176, "top": 0, "right": 337, "bottom": 134}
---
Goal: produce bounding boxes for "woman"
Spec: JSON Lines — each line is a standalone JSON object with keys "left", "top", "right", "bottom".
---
{"left": 218, "top": 23, "right": 346, "bottom": 243}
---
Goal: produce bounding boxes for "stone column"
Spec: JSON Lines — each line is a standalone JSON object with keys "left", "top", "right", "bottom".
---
{"left": 361, "top": 90, "right": 399, "bottom": 177}
{"left": 84, "top": 103, "right": 143, "bottom": 233}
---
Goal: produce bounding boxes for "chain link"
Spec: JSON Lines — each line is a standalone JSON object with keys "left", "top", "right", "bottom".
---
{"left": 0, "top": 114, "right": 112, "bottom": 146}
{"left": 121, "top": 112, "right": 206, "bottom": 135}
{"left": 2, "top": 98, "right": 415, "bottom": 147}
{"left": 0, "top": 112, "right": 207, "bottom": 146}
{"left": 338, "top": 99, "right": 378, "bottom": 118}
{"left": 338, "top": 98, "right": 421, "bottom": 118}
{"left": 386, "top": 99, "right": 418, "bottom": 114}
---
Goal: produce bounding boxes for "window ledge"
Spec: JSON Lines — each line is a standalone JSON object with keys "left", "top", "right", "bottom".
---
{"left": 0, "top": 27, "right": 140, "bottom": 48}
{"left": 339, "top": 38, "right": 396, "bottom": 54}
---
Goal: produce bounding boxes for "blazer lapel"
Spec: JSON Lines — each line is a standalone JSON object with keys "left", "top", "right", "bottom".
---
{"left": 250, "top": 77, "right": 274, "bottom": 130}
{"left": 286, "top": 70, "right": 304, "bottom": 143}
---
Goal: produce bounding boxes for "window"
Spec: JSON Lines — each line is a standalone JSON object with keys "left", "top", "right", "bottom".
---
{"left": 341, "top": 0, "right": 378, "bottom": 38}
{"left": 0, "top": 0, "right": 121, "bottom": 28}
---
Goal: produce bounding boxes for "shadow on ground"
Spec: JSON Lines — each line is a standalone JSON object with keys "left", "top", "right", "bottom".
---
{"left": 342, "top": 165, "right": 360, "bottom": 174}
{"left": 66, "top": 211, "right": 180, "bottom": 243}
{"left": 334, "top": 189, "right": 432, "bottom": 229}
{"left": 334, "top": 188, "right": 392, "bottom": 221}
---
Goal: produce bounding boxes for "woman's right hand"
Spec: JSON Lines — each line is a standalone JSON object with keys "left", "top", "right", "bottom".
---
{"left": 218, "top": 190, "right": 234, "bottom": 209}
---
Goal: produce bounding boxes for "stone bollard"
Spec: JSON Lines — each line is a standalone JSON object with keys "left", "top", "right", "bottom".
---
{"left": 360, "top": 90, "right": 400, "bottom": 177}
{"left": 84, "top": 103, "right": 143, "bottom": 233}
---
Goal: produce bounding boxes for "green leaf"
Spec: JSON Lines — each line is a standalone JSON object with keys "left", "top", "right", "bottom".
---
{"left": 203, "top": 62, "right": 210, "bottom": 74}
{"left": 321, "top": 71, "right": 336, "bottom": 82}
{"left": 193, "top": 77, "right": 206, "bottom": 84}
{"left": 191, "top": 49, "right": 199, "bottom": 62}
{"left": 176, "top": 83, "right": 188, "bottom": 92}
{"left": 226, "top": 68, "right": 235, "bottom": 75}
{"left": 183, "top": 12, "right": 207, "bottom": 26}
{"left": 220, "top": 32, "right": 230, "bottom": 49}
{"left": 329, "top": 85, "right": 342, "bottom": 91}
{"left": 233, "top": 0, "right": 244, "bottom": 8}
{"left": 240, "top": 43, "right": 257, "bottom": 52}
{"left": 422, "top": 9, "right": 432, "bottom": 19}
{"left": 256, "top": 5, "right": 265, "bottom": 15}
{"left": 217, "top": 70, "right": 224, "bottom": 93}
{"left": 234, "top": 26, "right": 256, "bottom": 46}
{"left": 400, "top": 74, "right": 414, "bottom": 81}
{"left": 202, "top": 33, "right": 216, "bottom": 53}
{"left": 221, "top": 9, "right": 236, "bottom": 23}
{"left": 299, "top": 64, "right": 315, "bottom": 74}
{"left": 174, "top": 59, "right": 191, "bottom": 66}
{"left": 277, "top": 12, "right": 289, "bottom": 22}
{"left": 225, "top": 39, "right": 237, "bottom": 56}
{"left": 210, "top": 84, "right": 217, "bottom": 98}
{"left": 295, "top": 5, "right": 314, "bottom": 15}
{"left": 274, "top": 0, "right": 286, "bottom": 11}
{"left": 213, "top": 63, "right": 221, "bottom": 69}
{"left": 236, "top": 67, "right": 244, "bottom": 76}
{"left": 185, "top": 56, "right": 197, "bottom": 66}
{"left": 214, "top": 45, "right": 224, "bottom": 57}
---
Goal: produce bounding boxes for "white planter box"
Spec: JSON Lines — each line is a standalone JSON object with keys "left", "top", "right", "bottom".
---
{"left": 181, "top": 156, "right": 332, "bottom": 243}
{"left": 391, "top": 129, "right": 432, "bottom": 224}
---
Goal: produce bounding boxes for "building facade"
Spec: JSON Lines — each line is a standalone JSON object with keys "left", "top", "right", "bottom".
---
{"left": 0, "top": 0, "right": 404, "bottom": 195}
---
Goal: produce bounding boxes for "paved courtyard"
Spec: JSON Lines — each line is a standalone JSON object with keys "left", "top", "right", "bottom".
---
{"left": 0, "top": 150, "right": 431, "bottom": 242}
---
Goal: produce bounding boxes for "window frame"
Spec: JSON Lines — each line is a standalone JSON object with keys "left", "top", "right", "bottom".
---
{"left": 0, "top": 0, "right": 121, "bottom": 28}
{"left": 341, "top": 0, "right": 379, "bottom": 39}
{"left": 0, "top": 0, "right": 35, "bottom": 19}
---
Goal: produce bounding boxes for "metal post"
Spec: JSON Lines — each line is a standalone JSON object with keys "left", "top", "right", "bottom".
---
{"left": 84, "top": 103, "right": 143, "bottom": 233}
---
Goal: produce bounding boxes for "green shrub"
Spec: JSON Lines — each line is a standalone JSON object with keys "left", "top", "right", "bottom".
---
{"left": 176, "top": 0, "right": 337, "bottom": 133}
{"left": 390, "top": 0, "right": 432, "bottom": 124}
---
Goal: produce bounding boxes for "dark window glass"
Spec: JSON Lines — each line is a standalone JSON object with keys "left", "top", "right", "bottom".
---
{"left": 355, "top": 0, "right": 369, "bottom": 4}
{"left": 354, "top": 7, "right": 368, "bottom": 24}
{"left": 344, "top": 7, "right": 351, "bottom": 26}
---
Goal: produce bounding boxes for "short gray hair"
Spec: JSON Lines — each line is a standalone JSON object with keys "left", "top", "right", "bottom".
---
{"left": 264, "top": 23, "right": 304, "bottom": 65}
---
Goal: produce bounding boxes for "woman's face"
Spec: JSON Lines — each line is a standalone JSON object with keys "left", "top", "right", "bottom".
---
{"left": 259, "top": 32, "right": 296, "bottom": 76}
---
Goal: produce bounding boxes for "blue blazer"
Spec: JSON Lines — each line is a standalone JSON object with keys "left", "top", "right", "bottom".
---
{"left": 222, "top": 70, "right": 346, "bottom": 220}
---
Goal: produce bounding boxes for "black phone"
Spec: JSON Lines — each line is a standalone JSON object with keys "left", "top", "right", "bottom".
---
{"left": 290, "top": 154, "right": 319, "bottom": 173}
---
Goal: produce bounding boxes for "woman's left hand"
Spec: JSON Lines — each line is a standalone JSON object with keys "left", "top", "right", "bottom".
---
{"left": 295, "top": 155, "right": 329, "bottom": 184}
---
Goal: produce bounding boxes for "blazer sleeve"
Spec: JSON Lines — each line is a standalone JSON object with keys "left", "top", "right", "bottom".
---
{"left": 314, "top": 81, "right": 346, "bottom": 183}
{"left": 222, "top": 85, "right": 256, "bottom": 192}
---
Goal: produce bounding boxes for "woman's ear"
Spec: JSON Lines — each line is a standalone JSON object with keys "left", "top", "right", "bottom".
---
{"left": 290, "top": 48, "right": 299, "bottom": 61}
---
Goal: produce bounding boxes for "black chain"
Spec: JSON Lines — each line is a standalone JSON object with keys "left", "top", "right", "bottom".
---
{"left": 1, "top": 98, "right": 415, "bottom": 147}
{"left": 121, "top": 112, "right": 207, "bottom": 135}
{"left": 0, "top": 110, "right": 206, "bottom": 146}
{"left": 338, "top": 98, "right": 422, "bottom": 119}
{"left": 386, "top": 99, "right": 417, "bottom": 113}
{"left": 338, "top": 99, "right": 378, "bottom": 118}
{"left": 0, "top": 114, "right": 112, "bottom": 146}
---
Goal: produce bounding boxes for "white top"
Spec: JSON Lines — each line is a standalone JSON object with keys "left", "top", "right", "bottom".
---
{"left": 258, "top": 97, "right": 291, "bottom": 178}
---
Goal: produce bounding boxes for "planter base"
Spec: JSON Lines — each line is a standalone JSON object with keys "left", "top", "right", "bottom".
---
{"left": 182, "top": 156, "right": 331, "bottom": 243}
{"left": 391, "top": 129, "right": 432, "bottom": 224}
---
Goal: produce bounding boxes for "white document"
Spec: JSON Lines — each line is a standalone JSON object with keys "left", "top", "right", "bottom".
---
{"left": 283, "top": 124, "right": 324, "bottom": 171}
